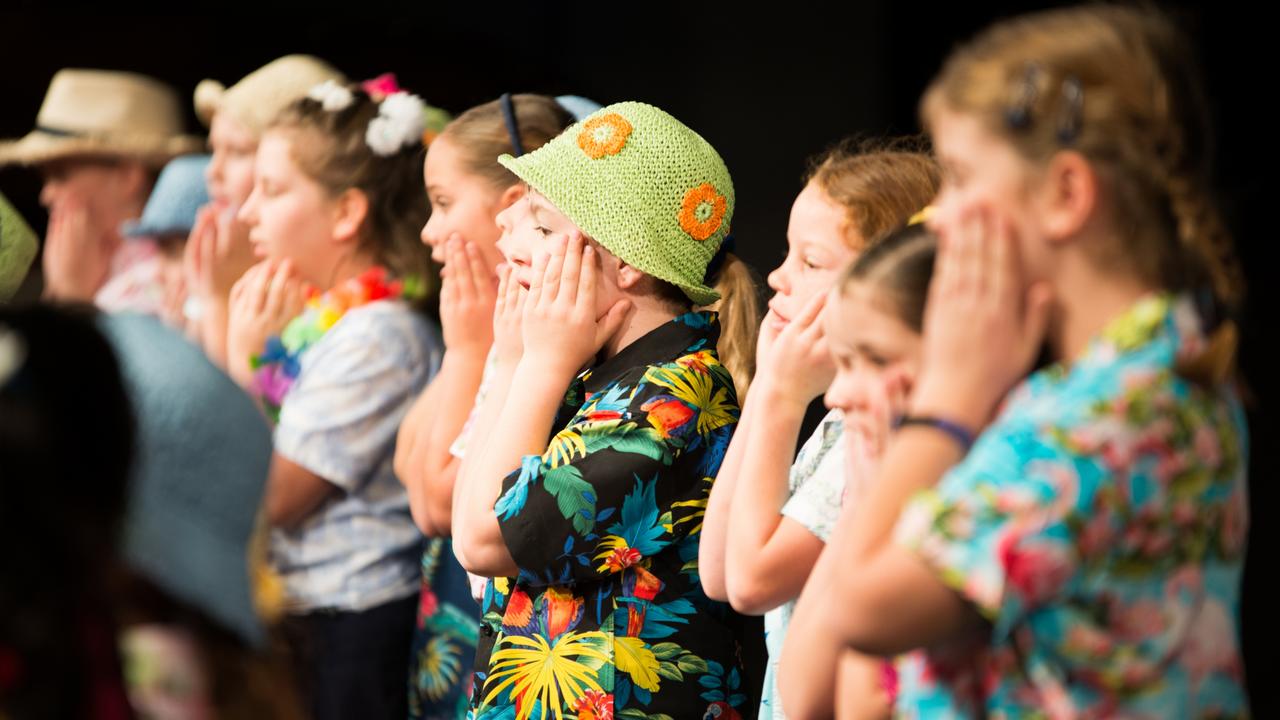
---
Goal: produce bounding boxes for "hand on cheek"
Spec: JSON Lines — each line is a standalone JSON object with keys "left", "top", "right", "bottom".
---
{"left": 520, "top": 232, "right": 630, "bottom": 380}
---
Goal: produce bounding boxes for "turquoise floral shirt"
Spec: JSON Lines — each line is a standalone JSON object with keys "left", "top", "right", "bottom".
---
{"left": 893, "top": 294, "right": 1250, "bottom": 719}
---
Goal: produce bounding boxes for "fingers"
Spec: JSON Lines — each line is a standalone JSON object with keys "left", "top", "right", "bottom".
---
{"left": 794, "top": 290, "right": 828, "bottom": 329}
{"left": 575, "top": 241, "right": 596, "bottom": 317}
{"left": 465, "top": 239, "right": 497, "bottom": 293}
{"left": 536, "top": 234, "right": 568, "bottom": 307}
{"left": 990, "top": 210, "right": 1013, "bottom": 308}
{"left": 248, "top": 261, "right": 273, "bottom": 315}
{"left": 559, "top": 232, "right": 584, "bottom": 307}
{"left": 263, "top": 260, "right": 290, "bottom": 319}
{"left": 447, "top": 236, "right": 474, "bottom": 299}
{"left": 594, "top": 297, "right": 632, "bottom": 349}
{"left": 493, "top": 263, "right": 511, "bottom": 320}
{"left": 184, "top": 206, "right": 215, "bottom": 275}
{"left": 215, "top": 203, "right": 237, "bottom": 255}
{"left": 526, "top": 242, "right": 551, "bottom": 306}
{"left": 202, "top": 212, "right": 220, "bottom": 283}
{"left": 282, "top": 275, "right": 306, "bottom": 321}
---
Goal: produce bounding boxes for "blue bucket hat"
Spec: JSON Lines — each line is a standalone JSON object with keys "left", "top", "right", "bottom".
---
{"left": 555, "top": 95, "right": 604, "bottom": 122}
{"left": 121, "top": 154, "right": 211, "bottom": 240}
{"left": 99, "top": 313, "right": 273, "bottom": 647}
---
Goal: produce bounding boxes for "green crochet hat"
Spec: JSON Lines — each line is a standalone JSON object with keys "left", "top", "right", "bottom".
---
{"left": 498, "top": 101, "right": 733, "bottom": 305}
{"left": 1, "top": 192, "right": 38, "bottom": 302}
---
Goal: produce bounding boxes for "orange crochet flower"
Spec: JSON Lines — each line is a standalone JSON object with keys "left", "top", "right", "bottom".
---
{"left": 678, "top": 183, "right": 727, "bottom": 241}
{"left": 577, "top": 113, "right": 633, "bottom": 159}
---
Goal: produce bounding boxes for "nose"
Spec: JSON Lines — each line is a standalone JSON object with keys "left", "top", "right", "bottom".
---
{"left": 767, "top": 260, "right": 789, "bottom": 296}
{"left": 421, "top": 211, "right": 442, "bottom": 246}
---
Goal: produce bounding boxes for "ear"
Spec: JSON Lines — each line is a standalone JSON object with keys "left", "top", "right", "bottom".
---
{"left": 331, "top": 187, "right": 370, "bottom": 245}
{"left": 496, "top": 183, "right": 526, "bottom": 212}
{"left": 1036, "top": 150, "right": 1097, "bottom": 245}
{"left": 613, "top": 256, "right": 647, "bottom": 292}
{"left": 118, "top": 161, "right": 152, "bottom": 200}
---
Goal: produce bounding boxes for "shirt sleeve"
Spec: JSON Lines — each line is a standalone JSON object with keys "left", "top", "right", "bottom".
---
{"left": 494, "top": 360, "right": 737, "bottom": 587}
{"left": 893, "top": 421, "right": 1084, "bottom": 642}
{"left": 276, "top": 306, "right": 439, "bottom": 492}
{"left": 781, "top": 422, "right": 848, "bottom": 543}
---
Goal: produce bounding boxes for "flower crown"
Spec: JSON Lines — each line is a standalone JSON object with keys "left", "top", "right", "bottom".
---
{"left": 306, "top": 74, "right": 450, "bottom": 157}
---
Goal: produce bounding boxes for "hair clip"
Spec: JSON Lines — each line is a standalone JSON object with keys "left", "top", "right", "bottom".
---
{"left": 1056, "top": 75, "right": 1084, "bottom": 146}
{"left": 1005, "top": 63, "right": 1042, "bottom": 131}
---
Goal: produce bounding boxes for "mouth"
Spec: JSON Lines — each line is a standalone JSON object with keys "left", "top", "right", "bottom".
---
{"left": 765, "top": 306, "right": 789, "bottom": 330}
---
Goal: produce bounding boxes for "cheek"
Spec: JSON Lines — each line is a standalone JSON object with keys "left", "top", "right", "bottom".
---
{"left": 227, "top": 161, "right": 256, "bottom": 203}
{"left": 261, "top": 198, "right": 305, "bottom": 242}
{"left": 449, "top": 201, "right": 503, "bottom": 248}
{"left": 778, "top": 271, "right": 829, "bottom": 314}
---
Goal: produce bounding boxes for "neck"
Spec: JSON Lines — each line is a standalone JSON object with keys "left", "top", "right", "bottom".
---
{"left": 1047, "top": 243, "right": 1156, "bottom": 363}
{"left": 320, "top": 251, "right": 377, "bottom": 292}
{"left": 600, "top": 298, "right": 682, "bottom": 360}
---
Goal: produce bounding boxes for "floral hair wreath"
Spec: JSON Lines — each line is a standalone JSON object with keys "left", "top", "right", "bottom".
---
{"left": 306, "top": 74, "right": 442, "bottom": 157}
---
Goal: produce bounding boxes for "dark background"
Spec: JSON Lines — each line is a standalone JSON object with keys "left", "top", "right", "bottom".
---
{"left": 2, "top": 1, "right": 1269, "bottom": 708}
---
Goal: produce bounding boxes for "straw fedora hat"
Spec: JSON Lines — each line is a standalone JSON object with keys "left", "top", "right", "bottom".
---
{"left": 193, "top": 54, "right": 346, "bottom": 134}
{"left": 0, "top": 69, "right": 204, "bottom": 167}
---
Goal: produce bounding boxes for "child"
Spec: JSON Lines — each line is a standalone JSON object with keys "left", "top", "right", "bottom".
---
{"left": 186, "top": 55, "right": 348, "bottom": 365}
{"left": 225, "top": 80, "right": 439, "bottom": 719}
{"left": 452, "top": 102, "right": 755, "bottom": 719}
{"left": 119, "top": 153, "right": 210, "bottom": 330}
{"left": 699, "top": 143, "right": 938, "bottom": 719}
{"left": 396, "top": 93, "right": 594, "bottom": 720}
{"left": 782, "top": 7, "right": 1249, "bottom": 717}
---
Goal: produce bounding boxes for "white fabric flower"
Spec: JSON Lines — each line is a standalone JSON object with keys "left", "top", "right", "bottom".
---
{"left": 307, "top": 80, "right": 354, "bottom": 112}
{"left": 365, "top": 91, "right": 427, "bottom": 156}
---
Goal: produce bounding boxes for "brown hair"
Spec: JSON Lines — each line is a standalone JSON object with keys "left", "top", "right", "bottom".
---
{"left": 838, "top": 223, "right": 937, "bottom": 333}
{"left": 271, "top": 86, "right": 435, "bottom": 297}
{"left": 805, "top": 138, "right": 941, "bottom": 250}
{"left": 922, "top": 5, "right": 1241, "bottom": 384}
{"left": 438, "top": 94, "right": 576, "bottom": 190}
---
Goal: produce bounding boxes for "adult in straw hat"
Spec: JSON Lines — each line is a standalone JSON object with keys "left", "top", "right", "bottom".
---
{"left": 0, "top": 69, "right": 202, "bottom": 310}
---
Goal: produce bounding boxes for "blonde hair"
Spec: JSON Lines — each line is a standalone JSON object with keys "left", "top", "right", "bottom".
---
{"left": 922, "top": 5, "right": 1241, "bottom": 384}
{"left": 701, "top": 253, "right": 763, "bottom": 398}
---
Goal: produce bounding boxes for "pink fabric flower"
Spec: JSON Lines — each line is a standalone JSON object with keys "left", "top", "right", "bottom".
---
{"left": 362, "top": 73, "right": 401, "bottom": 101}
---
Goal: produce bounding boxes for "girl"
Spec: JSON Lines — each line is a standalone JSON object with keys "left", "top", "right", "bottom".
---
{"left": 782, "top": 6, "right": 1249, "bottom": 717}
{"left": 225, "top": 80, "right": 439, "bottom": 719}
{"left": 452, "top": 102, "right": 755, "bottom": 719}
{"left": 398, "top": 94, "right": 587, "bottom": 537}
{"left": 186, "top": 55, "right": 347, "bottom": 366}
{"left": 699, "top": 143, "right": 938, "bottom": 720}
{"left": 394, "top": 93, "right": 594, "bottom": 720}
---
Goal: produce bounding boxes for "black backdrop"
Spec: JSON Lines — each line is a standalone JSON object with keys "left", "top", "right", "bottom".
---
{"left": 1, "top": 2, "right": 1270, "bottom": 709}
